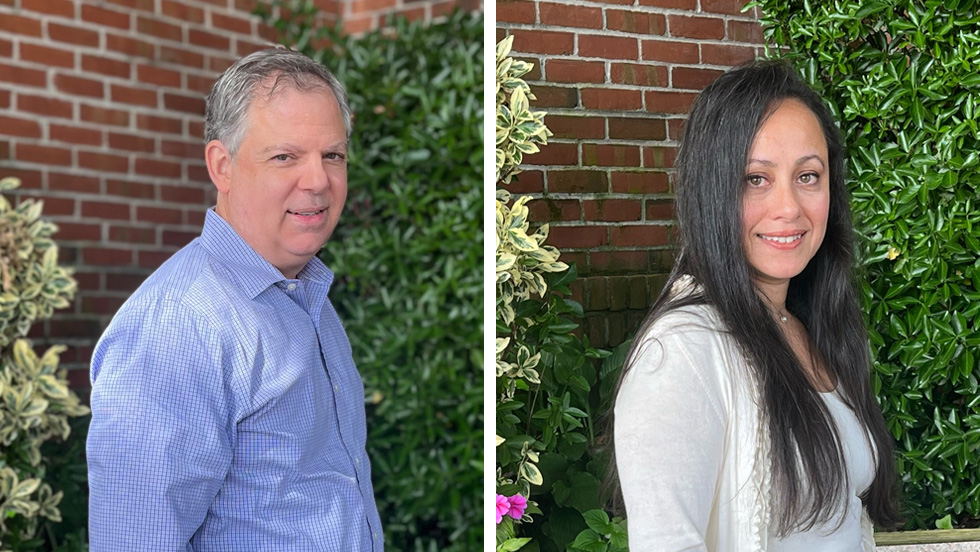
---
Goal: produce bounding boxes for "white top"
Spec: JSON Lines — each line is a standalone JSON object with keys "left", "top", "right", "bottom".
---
{"left": 615, "top": 288, "right": 877, "bottom": 552}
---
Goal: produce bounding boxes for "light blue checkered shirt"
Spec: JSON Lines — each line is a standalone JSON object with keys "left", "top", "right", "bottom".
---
{"left": 88, "top": 209, "right": 384, "bottom": 551}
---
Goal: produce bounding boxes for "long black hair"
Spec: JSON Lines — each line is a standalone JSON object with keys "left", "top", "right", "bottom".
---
{"left": 608, "top": 60, "right": 901, "bottom": 535}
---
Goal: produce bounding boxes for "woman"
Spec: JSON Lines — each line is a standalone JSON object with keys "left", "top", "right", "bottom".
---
{"left": 612, "top": 61, "right": 901, "bottom": 550}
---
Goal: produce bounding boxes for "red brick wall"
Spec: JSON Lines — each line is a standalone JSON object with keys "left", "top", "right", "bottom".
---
{"left": 0, "top": 0, "right": 478, "bottom": 396}
{"left": 496, "top": 0, "right": 764, "bottom": 348}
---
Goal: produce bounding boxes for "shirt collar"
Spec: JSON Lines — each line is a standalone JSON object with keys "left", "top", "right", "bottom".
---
{"left": 199, "top": 209, "right": 333, "bottom": 299}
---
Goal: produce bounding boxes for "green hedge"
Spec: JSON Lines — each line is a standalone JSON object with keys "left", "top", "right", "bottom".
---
{"left": 257, "top": 5, "right": 484, "bottom": 550}
{"left": 751, "top": 0, "right": 980, "bottom": 529}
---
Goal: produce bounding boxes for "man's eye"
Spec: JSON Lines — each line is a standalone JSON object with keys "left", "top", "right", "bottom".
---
{"left": 272, "top": 154, "right": 290, "bottom": 161}
{"left": 324, "top": 152, "right": 346, "bottom": 161}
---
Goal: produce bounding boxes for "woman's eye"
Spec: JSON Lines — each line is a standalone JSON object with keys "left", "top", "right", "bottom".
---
{"left": 799, "top": 172, "right": 818, "bottom": 184}
{"left": 746, "top": 175, "right": 764, "bottom": 187}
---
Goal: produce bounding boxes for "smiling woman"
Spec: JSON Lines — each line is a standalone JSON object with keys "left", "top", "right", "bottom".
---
{"left": 608, "top": 61, "right": 902, "bottom": 551}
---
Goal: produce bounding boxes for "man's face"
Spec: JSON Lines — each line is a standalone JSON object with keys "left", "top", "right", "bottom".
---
{"left": 211, "top": 81, "right": 348, "bottom": 278}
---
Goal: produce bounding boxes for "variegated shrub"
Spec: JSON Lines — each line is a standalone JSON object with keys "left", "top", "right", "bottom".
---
{"left": 0, "top": 176, "right": 88, "bottom": 549}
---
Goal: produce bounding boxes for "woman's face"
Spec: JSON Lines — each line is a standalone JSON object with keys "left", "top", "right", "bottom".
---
{"left": 741, "top": 98, "right": 830, "bottom": 292}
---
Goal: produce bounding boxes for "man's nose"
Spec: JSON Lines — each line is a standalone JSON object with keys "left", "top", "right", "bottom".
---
{"left": 300, "top": 156, "right": 330, "bottom": 192}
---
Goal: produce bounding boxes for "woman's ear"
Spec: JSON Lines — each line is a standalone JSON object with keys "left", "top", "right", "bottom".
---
{"left": 205, "top": 140, "right": 233, "bottom": 194}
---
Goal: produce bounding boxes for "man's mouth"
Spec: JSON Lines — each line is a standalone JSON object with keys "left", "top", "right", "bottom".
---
{"left": 287, "top": 208, "right": 326, "bottom": 217}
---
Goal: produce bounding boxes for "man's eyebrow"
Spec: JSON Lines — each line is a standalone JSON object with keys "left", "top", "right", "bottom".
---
{"left": 257, "top": 142, "right": 348, "bottom": 155}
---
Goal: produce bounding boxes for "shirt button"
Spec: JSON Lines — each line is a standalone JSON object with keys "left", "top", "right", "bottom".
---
{"left": 334, "top": 384, "right": 340, "bottom": 392}
{"left": 355, "top": 456, "right": 360, "bottom": 465}
{"left": 286, "top": 283, "right": 297, "bottom": 291}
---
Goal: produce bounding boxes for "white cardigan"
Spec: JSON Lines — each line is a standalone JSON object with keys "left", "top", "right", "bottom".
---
{"left": 614, "top": 296, "right": 876, "bottom": 551}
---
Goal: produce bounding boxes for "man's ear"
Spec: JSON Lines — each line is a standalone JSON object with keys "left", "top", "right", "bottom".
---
{"left": 205, "top": 140, "right": 233, "bottom": 194}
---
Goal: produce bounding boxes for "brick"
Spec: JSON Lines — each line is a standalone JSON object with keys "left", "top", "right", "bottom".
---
{"left": 0, "top": 38, "right": 10, "bottom": 58}
{"left": 81, "top": 104, "right": 130, "bottom": 127}
{"left": 497, "top": 0, "right": 535, "bottom": 24}
{"left": 669, "top": 15, "right": 725, "bottom": 40}
{"left": 0, "top": 89, "right": 9, "bottom": 108}
{"left": 668, "top": 119, "right": 685, "bottom": 141}
{"left": 645, "top": 90, "right": 697, "bottom": 114}
{"left": 609, "top": 275, "right": 630, "bottom": 311}
{"left": 81, "top": 295, "right": 128, "bottom": 315}
{"left": 701, "top": 43, "right": 757, "bottom": 66}
{"left": 83, "top": 247, "right": 133, "bottom": 266}
{"left": 702, "top": 0, "right": 746, "bottom": 15}
{"left": 106, "top": 179, "right": 155, "bottom": 199}
{"left": 608, "top": 117, "right": 667, "bottom": 140}
{"left": 549, "top": 170, "right": 608, "bottom": 193}
{"left": 637, "top": 0, "right": 695, "bottom": 7}
{"left": 583, "top": 144, "right": 641, "bottom": 167}
{"left": 82, "top": 200, "right": 130, "bottom": 220}
{"left": 392, "top": 6, "right": 425, "bottom": 22}
{"left": 431, "top": 0, "right": 459, "bottom": 17}
{"left": 137, "top": 64, "right": 181, "bottom": 88}
{"left": 507, "top": 30, "right": 574, "bottom": 55}
{"left": 189, "top": 28, "right": 231, "bottom": 50}
{"left": 55, "top": 74, "right": 104, "bottom": 99}
{"left": 107, "top": 272, "right": 148, "bottom": 292}
{"left": 16, "top": 144, "right": 71, "bottom": 165}
{"left": 585, "top": 277, "right": 608, "bottom": 311}
{"left": 186, "top": 74, "right": 217, "bottom": 94}
{"left": 341, "top": 16, "right": 374, "bottom": 35}
{"left": 162, "top": 139, "right": 203, "bottom": 158}
{"left": 582, "top": 88, "right": 642, "bottom": 111}
{"left": 579, "top": 34, "right": 638, "bottom": 60}
{"left": 18, "top": 95, "right": 72, "bottom": 119}
{"left": 21, "top": 43, "right": 73, "bottom": 68}
{"left": 111, "top": 84, "right": 157, "bottom": 107}
{"left": 569, "top": 279, "right": 585, "bottom": 305}
{"left": 672, "top": 67, "right": 724, "bottom": 91}
{"left": 0, "top": 12, "right": 42, "bottom": 36}
{"left": 161, "top": 184, "right": 205, "bottom": 203}
{"left": 507, "top": 170, "right": 543, "bottom": 194}
{"left": 546, "top": 115, "right": 604, "bottom": 140}
{"left": 0, "top": 62, "right": 46, "bottom": 87}
{"left": 49, "top": 22, "right": 99, "bottom": 46}
{"left": 0, "top": 140, "right": 7, "bottom": 161}
{"left": 79, "top": 151, "right": 129, "bottom": 173}
{"left": 590, "top": 250, "right": 650, "bottom": 274}
{"left": 641, "top": 39, "right": 699, "bottom": 64}
{"left": 164, "top": 92, "right": 206, "bottom": 114}
{"left": 207, "top": 56, "right": 236, "bottom": 74}
{"left": 23, "top": 0, "right": 72, "bottom": 16}
{"left": 0, "top": 115, "right": 41, "bottom": 138}
{"left": 109, "top": 225, "right": 156, "bottom": 244}
{"left": 137, "top": 15, "right": 182, "bottom": 42}
{"left": 584, "top": 199, "right": 642, "bottom": 222}
{"left": 211, "top": 12, "right": 252, "bottom": 34}
{"left": 82, "top": 54, "right": 131, "bottom": 78}
{"left": 187, "top": 208, "right": 206, "bottom": 226}
{"left": 81, "top": 4, "right": 131, "bottom": 29}
{"left": 527, "top": 142, "right": 577, "bottom": 166}
{"left": 159, "top": 45, "right": 205, "bottom": 68}
{"left": 106, "top": 33, "right": 155, "bottom": 58}
{"left": 643, "top": 146, "right": 677, "bottom": 168}
{"left": 606, "top": 9, "right": 666, "bottom": 35}
{"left": 161, "top": 0, "right": 204, "bottom": 23}
{"left": 548, "top": 225, "right": 606, "bottom": 249}
{"left": 138, "top": 250, "right": 174, "bottom": 270}
{"left": 532, "top": 85, "right": 578, "bottom": 108}
{"left": 585, "top": 314, "right": 604, "bottom": 347}
{"left": 50, "top": 171, "right": 100, "bottom": 194}
{"left": 136, "top": 113, "right": 182, "bottom": 134}
{"left": 611, "top": 63, "right": 667, "bottom": 86}
{"left": 729, "top": 20, "right": 763, "bottom": 44}
{"left": 235, "top": 40, "right": 272, "bottom": 59}
{"left": 539, "top": 2, "right": 602, "bottom": 29}
{"left": 1, "top": 169, "right": 42, "bottom": 189}
{"left": 646, "top": 198, "right": 675, "bottom": 220}
{"left": 136, "top": 159, "right": 182, "bottom": 179}
{"left": 108, "top": 132, "right": 156, "bottom": 153}
{"left": 136, "top": 206, "right": 182, "bottom": 224}
{"left": 186, "top": 164, "right": 210, "bottom": 183}
{"left": 163, "top": 229, "right": 198, "bottom": 247}
{"left": 611, "top": 171, "right": 670, "bottom": 194}
{"left": 527, "top": 197, "right": 581, "bottom": 222}
{"left": 349, "top": 0, "right": 396, "bottom": 13}
{"left": 546, "top": 59, "right": 605, "bottom": 84}
{"left": 57, "top": 222, "right": 101, "bottom": 241}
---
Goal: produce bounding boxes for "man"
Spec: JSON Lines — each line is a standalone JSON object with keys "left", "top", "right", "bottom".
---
{"left": 87, "top": 48, "right": 383, "bottom": 551}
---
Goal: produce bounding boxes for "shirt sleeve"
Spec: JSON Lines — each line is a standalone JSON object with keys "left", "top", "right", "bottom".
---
{"left": 87, "top": 298, "right": 236, "bottom": 551}
{"left": 614, "top": 327, "right": 728, "bottom": 552}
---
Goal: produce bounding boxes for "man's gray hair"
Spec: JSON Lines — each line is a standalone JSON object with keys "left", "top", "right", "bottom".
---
{"left": 204, "top": 47, "right": 352, "bottom": 156}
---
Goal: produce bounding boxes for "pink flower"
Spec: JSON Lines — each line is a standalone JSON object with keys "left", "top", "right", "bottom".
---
{"left": 495, "top": 494, "right": 511, "bottom": 524}
{"left": 507, "top": 494, "right": 527, "bottom": 520}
